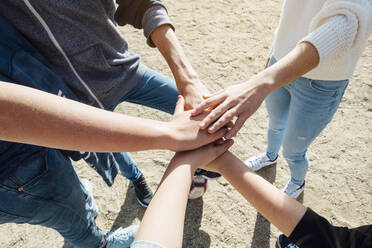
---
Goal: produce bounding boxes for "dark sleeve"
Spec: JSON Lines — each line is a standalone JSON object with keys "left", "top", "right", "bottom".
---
{"left": 115, "top": 0, "right": 175, "bottom": 47}
{"left": 289, "top": 208, "right": 372, "bottom": 248}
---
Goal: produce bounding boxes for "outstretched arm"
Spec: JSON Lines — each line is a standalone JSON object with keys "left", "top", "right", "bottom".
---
{"left": 192, "top": 41, "right": 320, "bottom": 138}
{"left": 0, "top": 82, "right": 226, "bottom": 152}
{"left": 202, "top": 152, "right": 306, "bottom": 237}
{"left": 134, "top": 138, "right": 234, "bottom": 247}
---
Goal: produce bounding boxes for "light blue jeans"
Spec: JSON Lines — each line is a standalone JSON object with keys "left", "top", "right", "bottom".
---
{"left": 265, "top": 57, "right": 349, "bottom": 185}
{"left": 108, "top": 67, "right": 179, "bottom": 182}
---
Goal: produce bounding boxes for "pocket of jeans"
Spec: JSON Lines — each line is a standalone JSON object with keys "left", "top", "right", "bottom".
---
{"left": 1, "top": 153, "right": 49, "bottom": 197}
{"left": 309, "top": 80, "right": 339, "bottom": 96}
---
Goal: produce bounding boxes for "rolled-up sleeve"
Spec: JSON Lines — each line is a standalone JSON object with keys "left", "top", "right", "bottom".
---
{"left": 142, "top": 5, "right": 175, "bottom": 47}
{"left": 115, "top": 0, "right": 174, "bottom": 48}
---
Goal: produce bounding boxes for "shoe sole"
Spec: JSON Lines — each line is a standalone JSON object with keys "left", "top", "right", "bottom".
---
{"left": 276, "top": 237, "right": 282, "bottom": 248}
{"left": 136, "top": 197, "right": 149, "bottom": 208}
{"left": 245, "top": 161, "right": 277, "bottom": 172}
{"left": 199, "top": 175, "right": 220, "bottom": 180}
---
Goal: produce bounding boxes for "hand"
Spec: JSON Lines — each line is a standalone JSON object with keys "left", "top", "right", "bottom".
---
{"left": 191, "top": 78, "right": 271, "bottom": 139}
{"left": 171, "top": 138, "right": 234, "bottom": 171}
{"left": 178, "top": 78, "right": 209, "bottom": 110}
{"left": 167, "top": 95, "right": 228, "bottom": 152}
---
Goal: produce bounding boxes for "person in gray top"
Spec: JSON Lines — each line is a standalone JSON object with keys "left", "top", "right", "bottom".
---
{"left": 0, "top": 0, "right": 216, "bottom": 207}
{"left": 0, "top": 0, "right": 217, "bottom": 247}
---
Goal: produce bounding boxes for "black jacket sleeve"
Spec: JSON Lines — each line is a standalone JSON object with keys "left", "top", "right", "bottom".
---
{"left": 289, "top": 208, "right": 372, "bottom": 248}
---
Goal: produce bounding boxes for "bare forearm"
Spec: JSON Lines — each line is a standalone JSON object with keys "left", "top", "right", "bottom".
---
{"left": 213, "top": 152, "right": 306, "bottom": 236}
{"left": 256, "top": 41, "right": 320, "bottom": 94}
{"left": 151, "top": 25, "right": 198, "bottom": 90}
{"left": 135, "top": 159, "right": 193, "bottom": 248}
{"left": 0, "top": 82, "right": 170, "bottom": 152}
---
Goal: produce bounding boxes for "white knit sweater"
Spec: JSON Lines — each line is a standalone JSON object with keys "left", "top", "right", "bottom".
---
{"left": 271, "top": 0, "right": 372, "bottom": 80}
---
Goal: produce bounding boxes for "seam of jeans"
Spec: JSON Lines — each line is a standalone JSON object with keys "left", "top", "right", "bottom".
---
{"left": 0, "top": 209, "right": 30, "bottom": 221}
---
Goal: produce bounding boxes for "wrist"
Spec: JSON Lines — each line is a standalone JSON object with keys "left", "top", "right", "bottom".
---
{"left": 173, "top": 65, "right": 199, "bottom": 88}
{"left": 170, "top": 153, "right": 199, "bottom": 173}
{"left": 156, "top": 121, "right": 178, "bottom": 151}
{"left": 248, "top": 71, "right": 278, "bottom": 96}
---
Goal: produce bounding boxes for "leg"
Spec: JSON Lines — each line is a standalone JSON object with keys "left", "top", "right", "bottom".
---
{"left": 0, "top": 149, "right": 106, "bottom": 248}
{"left": 282, "top": 78, "right": 349, "bottom": 186}
{"left": 122, "top": 66, "right": 179, "bottom": 114}
{"left": 265, "top": 86, "right": 291, "bottom": 160}
{"left": 245, "top": 57, "right": 291, "bottom": 171}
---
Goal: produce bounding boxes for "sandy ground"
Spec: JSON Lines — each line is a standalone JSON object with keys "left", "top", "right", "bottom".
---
{"left": 1, "top": 0, "right": 371, "bottom": 247}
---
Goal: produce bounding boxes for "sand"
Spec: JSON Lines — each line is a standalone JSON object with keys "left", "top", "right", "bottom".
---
{"left": 1, "top": 0, "right": 371, "bottom": 247}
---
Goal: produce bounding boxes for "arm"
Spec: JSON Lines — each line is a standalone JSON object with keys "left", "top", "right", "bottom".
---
{"left": 0, "top": 82, "right": 227, "bottom": 152}
{"left": 202, "top": 152, "right": 372, "bottom": 247}
{"left": 150, "top": 25, "right": 209, "bottom": 109}
{"left": 116, "top": 1, "right": 208, "bottom": 109}
{"left": 201, "top": 152, "right": 307, "bottom": 237}
{"left": 192, "top": 41, "right": 320, "bottom": 138}
{"left": 192, "top": 8, "right": 365, "bottom": 138}
{"left": 134, "top": 138, "right": 234, "bottom": 247}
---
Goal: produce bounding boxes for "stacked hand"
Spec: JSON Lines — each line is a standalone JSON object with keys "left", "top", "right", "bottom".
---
{"left": 191, "top": 78, "right": 270, "bottom": 139}
{"left": 167, "top": 95, "right": 228, "bottom": 152}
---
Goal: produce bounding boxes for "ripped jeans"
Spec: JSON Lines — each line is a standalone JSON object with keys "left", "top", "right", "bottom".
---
{"left": 265, "top": 57, "right": 349, "bottom": 185}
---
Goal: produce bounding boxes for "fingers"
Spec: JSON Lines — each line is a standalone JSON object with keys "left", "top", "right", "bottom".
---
{"left": 210, "top": 127, "right": 229, "bottom": 143}
{"left": 225, "top": 115, "right": 247, "bottom": 139}
{"left": 203, "top": 89, "right": 224, "bottom": 99}
{"left": 226, "top": 121, "right": 234, "bottom": 129}
{"left": 173, "top": 95, "right": 184, "bottom": 114}
{"left": 215, "top": 138, "right": 225, "bottom": 145}
{"left": 207, "top": 108, "right": 236, "bottom": 133}
{"left": 191, "top": 95, "right": 225, "bottom": 117}
{"left": 212, "top": 139, "right": 234, "bottom": 157}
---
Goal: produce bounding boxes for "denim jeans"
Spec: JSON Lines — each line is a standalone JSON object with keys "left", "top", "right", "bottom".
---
{"left": 265, "top": 57, "right": 349, "bottom": 185}
{"left": 0, "top": 149, "right": 106, "bottom": 247}
{"left": 108, "top": 66, "right": 179, "bottom": 181}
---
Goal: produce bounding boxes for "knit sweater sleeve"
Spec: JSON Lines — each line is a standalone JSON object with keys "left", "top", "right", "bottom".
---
{"left": 300, "top": 0, "right": 372, "bottom": 63}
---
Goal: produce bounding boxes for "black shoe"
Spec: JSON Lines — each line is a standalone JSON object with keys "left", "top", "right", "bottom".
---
{"left": 276, "top": 234, "right": 298, "bottom": 248}
{"left": 132, "top": 175, "right": 153, "bottom": 207}
{"left": 194, "top": 168, "right": 221, "bottom": 180}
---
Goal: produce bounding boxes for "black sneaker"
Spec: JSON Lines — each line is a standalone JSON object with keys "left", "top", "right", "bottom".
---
{"left": 194, "top": 168, "right": 221, "bottom": 180}
{"left": 132, "top": 175, "right": 153, "bottom": 207}
{"left": 276, "top": 234, "right": 299, "bottom": 248}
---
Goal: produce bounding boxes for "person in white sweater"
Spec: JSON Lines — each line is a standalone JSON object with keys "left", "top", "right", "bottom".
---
{"left": 192, "top": 0, "right": 372, "bottom": 199}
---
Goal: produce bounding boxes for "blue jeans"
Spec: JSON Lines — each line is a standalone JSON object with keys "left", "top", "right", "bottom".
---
{"left": 265, "top": 57, "right": 348, "bottom": 185}
{"left": 108, "top": 67, "right": 179, "bottom": 181}
{"left": 0, "top": 149, "right": 106, "bottom": 247}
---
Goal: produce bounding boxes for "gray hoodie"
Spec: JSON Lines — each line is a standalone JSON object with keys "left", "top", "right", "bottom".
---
{"left": 0, "top": 0, "right": 173, "bottom": 108}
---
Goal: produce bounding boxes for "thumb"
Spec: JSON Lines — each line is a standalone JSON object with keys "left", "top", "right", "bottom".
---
{"left": 174, "top": 95, "right": 185, "bottom": 114}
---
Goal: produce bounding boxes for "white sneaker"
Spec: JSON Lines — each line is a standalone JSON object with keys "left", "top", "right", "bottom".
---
{"left": 244, "top": 154, "right": 278, "bottom": 171}
{"left": 81, "top": 178, "right": 99, "bottom": 218}
{"left": 283, "top": 180, "right": 305, "bottom": 199}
